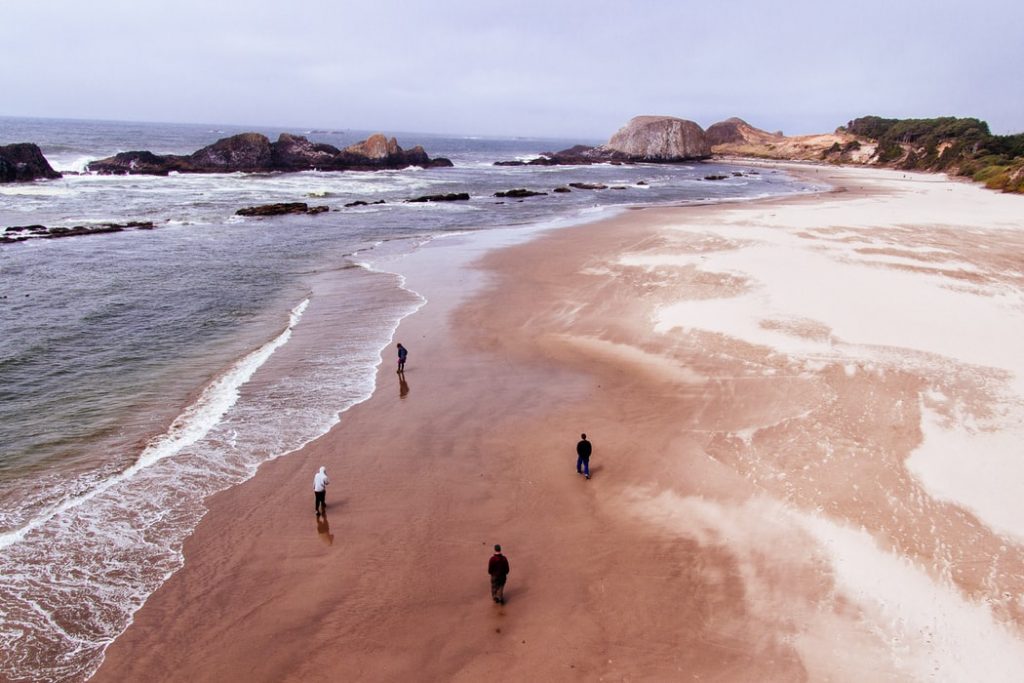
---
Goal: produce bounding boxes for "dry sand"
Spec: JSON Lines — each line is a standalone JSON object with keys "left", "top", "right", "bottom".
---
{"left": 94, "top": 165, "right": 1024, "bottom": 682}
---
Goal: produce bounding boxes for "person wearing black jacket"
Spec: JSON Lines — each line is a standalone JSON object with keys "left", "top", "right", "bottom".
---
{"left": 576, "top": 433, "right": 592, "bottom": 479}
{"left": 488, "top": 544, "right": 510, "bottom": 604}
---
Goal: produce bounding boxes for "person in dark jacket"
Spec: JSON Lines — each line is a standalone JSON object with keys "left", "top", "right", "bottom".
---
{"left": 576, "top": 433, "right": 592, "bottom": 479}
{"left": 396, "top": 343, "right": 408, "bottom": 373}
{"left": 488, "top": 544, "right": 510, "bottom": 604}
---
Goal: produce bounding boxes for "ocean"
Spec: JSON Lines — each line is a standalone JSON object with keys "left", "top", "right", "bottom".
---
{"left": 0, "top": 116, "right": 821, "bottom": 681}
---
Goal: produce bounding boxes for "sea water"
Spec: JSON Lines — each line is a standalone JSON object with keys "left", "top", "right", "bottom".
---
{"left": 0, "top": 116, "right": 820, "bottom": 681}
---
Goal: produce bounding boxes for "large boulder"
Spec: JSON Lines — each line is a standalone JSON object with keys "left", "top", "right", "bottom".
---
{"left": 344, "top": 133, "right": 400, "bottom": 160}
{"left": 0, "top": 143, "right": 62, "bottom": 182}
{"left": 188, "top": 132, "right": 274, "bottom": 172}
{"left": 86, "top": 150, "right": 191, "bottom": 175}
{"left": 271, "top": 133, "right": 342, "bottom": 171}
{"left": 603, "top": 115, "right": 710, "bottom": 161}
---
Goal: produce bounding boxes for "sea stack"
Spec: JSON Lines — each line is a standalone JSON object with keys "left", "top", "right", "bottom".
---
{"left": 0, "top": 143, "right": 63, "bottom": 182}
{"left": 603, "top": 115, "right": 710, "bottom": 161}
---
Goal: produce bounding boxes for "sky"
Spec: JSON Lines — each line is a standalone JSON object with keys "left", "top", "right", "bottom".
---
{"left": 4, "top": 0, "right": 1023, "bottom": 139}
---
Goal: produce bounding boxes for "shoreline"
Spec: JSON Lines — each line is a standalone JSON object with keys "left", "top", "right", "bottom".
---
{"left": 94, "top": 165, "right": 1024, "bottom": 681}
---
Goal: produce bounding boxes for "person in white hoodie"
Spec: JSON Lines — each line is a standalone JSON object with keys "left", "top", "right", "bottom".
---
{"left": 313, "top": 466, "right": 330, "bottom": 516}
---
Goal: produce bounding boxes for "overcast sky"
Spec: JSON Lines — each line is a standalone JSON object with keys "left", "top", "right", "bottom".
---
{"left": 4, "top": 0, "right": 1022, "bottom": 139}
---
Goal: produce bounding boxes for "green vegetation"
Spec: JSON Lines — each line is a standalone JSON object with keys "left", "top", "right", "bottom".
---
{"left": 843, "top": 116, "right": 1024, "bottom": 193}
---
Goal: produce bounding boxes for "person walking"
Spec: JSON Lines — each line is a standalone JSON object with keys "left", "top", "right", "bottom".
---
{"left": 576, "top": 433, "right": 592, "bottom": 479}
{"left": 396, "top": 343, "right": 408, "bottom": 373}
{"left": 313, "top": 466, "right": 329, "bottom": 516}
{"left": 488, "top": 544, "right": 510, "bottom": 604}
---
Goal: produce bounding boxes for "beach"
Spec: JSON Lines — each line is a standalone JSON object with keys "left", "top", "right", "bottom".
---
{"left": 92, "top": 165, "right": 1024, "bottom": 682}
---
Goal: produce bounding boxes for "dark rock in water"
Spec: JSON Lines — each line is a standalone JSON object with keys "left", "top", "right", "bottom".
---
{"left": 88, "top": 132, "right": 452, "bottom": 175}
{"left": 406, "top": 192, "right": 470, "bottom": 203}
{"left": 568, "top": 182, "right": 607, "bottom": 190}
{"left": 610, "top": 186, "right": 627, "bottom": 190}
{"left": 636, "top": 180, "right": 648, "bottom": 185}
{"left": 191, "top": 132, "right": 273, "bottom": 172}
{"left": 235, "top": 202, "right": 330, "bottom": 217}
{"left": 86, "top": 150, "right": 189, "bottom": 176}
{"left": 272, "top": 133, "right": 341, "bottom": 171}
{"left": 344, "top": 199, "right": 387, "bottom": 208}
{"left": 552, "top": 186, "right": 571, "bottom": 193}
{"left": 704, "top": 174, "right": 728, "bottom": 181}
{"left": 1, "top": 221, "right": 156, "bottom": 244}
{"left": 732, "top": 171, "right": 743, "bottom": 177}
{"left": 494, "top": 188, "right": 547, "bottom": 198}
{"left": 0, "top": 143, "right": 63, "bottom": 182}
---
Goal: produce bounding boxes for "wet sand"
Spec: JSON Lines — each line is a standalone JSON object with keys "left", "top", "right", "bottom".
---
{"left": 94, "top": 166, "right": 1024, "bottom": 682}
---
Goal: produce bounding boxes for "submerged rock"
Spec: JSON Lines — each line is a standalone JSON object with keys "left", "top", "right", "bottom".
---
{"left": 1, "top": 221, "right": 154, "bottom": 244}
{"left": 405, "top": 193, "right": 470, "bottom": 203}
{"left": 494, "top": 189, "right": 547, "bottom": 198}
{"left": 344, "top": 199, "right": 387, "bottom": 208}
{"left": 235, "top": 202, "right": 330, "bottom": 216}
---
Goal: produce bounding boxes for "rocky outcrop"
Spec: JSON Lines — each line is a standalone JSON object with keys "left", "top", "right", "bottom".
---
{"left": 87, "top": 133, "right": 453, "bottom": 175}
{"left": 494, "top": 189, "right": 547, "bottom": 198}
{"left": 235, "top": 202, "right": 329, "bottom": 217}
{"left": 0, "top": 143, "right": 62, "bottom": 182}
{"left": 493, "top": 116, "right": 710, "bottom": 166}
{"left": 2, "top": 221, "right": 153, "bottom": 244}
{"left": 405, "top": 192, "right": 470, "bottom": 203}
{"left": 603, "top": 116, "right": 710, "bottom": 161}
{"left": 705, "top": 117, "right": 754, "bottom": 146}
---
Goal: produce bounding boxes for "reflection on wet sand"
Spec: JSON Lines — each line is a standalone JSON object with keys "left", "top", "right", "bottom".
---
{"left": 316, "top": 513, "right": 334, "bottom": 545}
{"left": 399, "top": 371, "right": 409, "bottom": 399}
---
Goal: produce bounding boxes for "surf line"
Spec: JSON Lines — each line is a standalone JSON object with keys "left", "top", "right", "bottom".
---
{"left": 0, "top": 298, "right": 310, "bottom": 551}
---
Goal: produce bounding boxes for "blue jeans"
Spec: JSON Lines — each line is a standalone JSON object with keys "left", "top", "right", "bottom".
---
{"left": 576, "top": 455, "right": 590, "bottom": 476}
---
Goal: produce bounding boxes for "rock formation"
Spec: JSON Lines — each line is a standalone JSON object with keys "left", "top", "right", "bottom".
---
{"left": 0, "top": 143, "right": 62, "bottom": 182}
{"left": 405, "top": 193, "right": 470, "bottom": 203}
{"left": 87, "top": 133, "right": 453, "bottom": 175}
{"left": 235, "top": 203, "right": 329, "bottom": 217}
{"left": 2, "top": 221, "right": 154, "bottom": 244}
{"left": 603, "top": 116, "right": 710, "bottom": 161}
{"left": 494, "top": 115, "right": 711, "bottom": 166}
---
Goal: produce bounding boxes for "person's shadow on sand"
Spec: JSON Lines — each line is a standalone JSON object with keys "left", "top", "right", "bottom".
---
{"left": 399, "top": 372, "right": 409, "bottom": 399}
{"left": 317, "top": 513, "right": 334, "bottom": 545}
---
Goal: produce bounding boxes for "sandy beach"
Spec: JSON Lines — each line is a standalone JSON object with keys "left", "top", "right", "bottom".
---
{"left": 92, "top": 165, "right": 1024, "bottom": 682}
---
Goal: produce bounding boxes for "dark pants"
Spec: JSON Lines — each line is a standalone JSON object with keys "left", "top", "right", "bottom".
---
{"left": 314, "top": 490, "right": 326, "bottom": 514}
{"left": 490, "top": 575, "right": 507, "bottom": 603}
{"left": 576, "top": 455, "right": 590, "bottom": 476}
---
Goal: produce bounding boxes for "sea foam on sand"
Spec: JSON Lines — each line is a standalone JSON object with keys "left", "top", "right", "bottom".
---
{"left": 624, "top": 171, "right": 1024, "bottom": 542}
{"left": 628, "top": 489, "right": 1024, "bottom": 681}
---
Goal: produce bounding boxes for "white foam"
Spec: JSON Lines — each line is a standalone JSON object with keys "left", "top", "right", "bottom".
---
{"left": 629, "top": 489, "right": 1024, "bottom": 681}
{"left": 796, "top": 510, "right": 1024, "bottom": 681}
{"left": 0, "top": 299, "right": 309, "bottom": 551}
{"left": 638, "top": 217, "right": 1024, "bottom": 392}
{"left": 905, "top": 403, "right": 1024, "bottom": 541}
